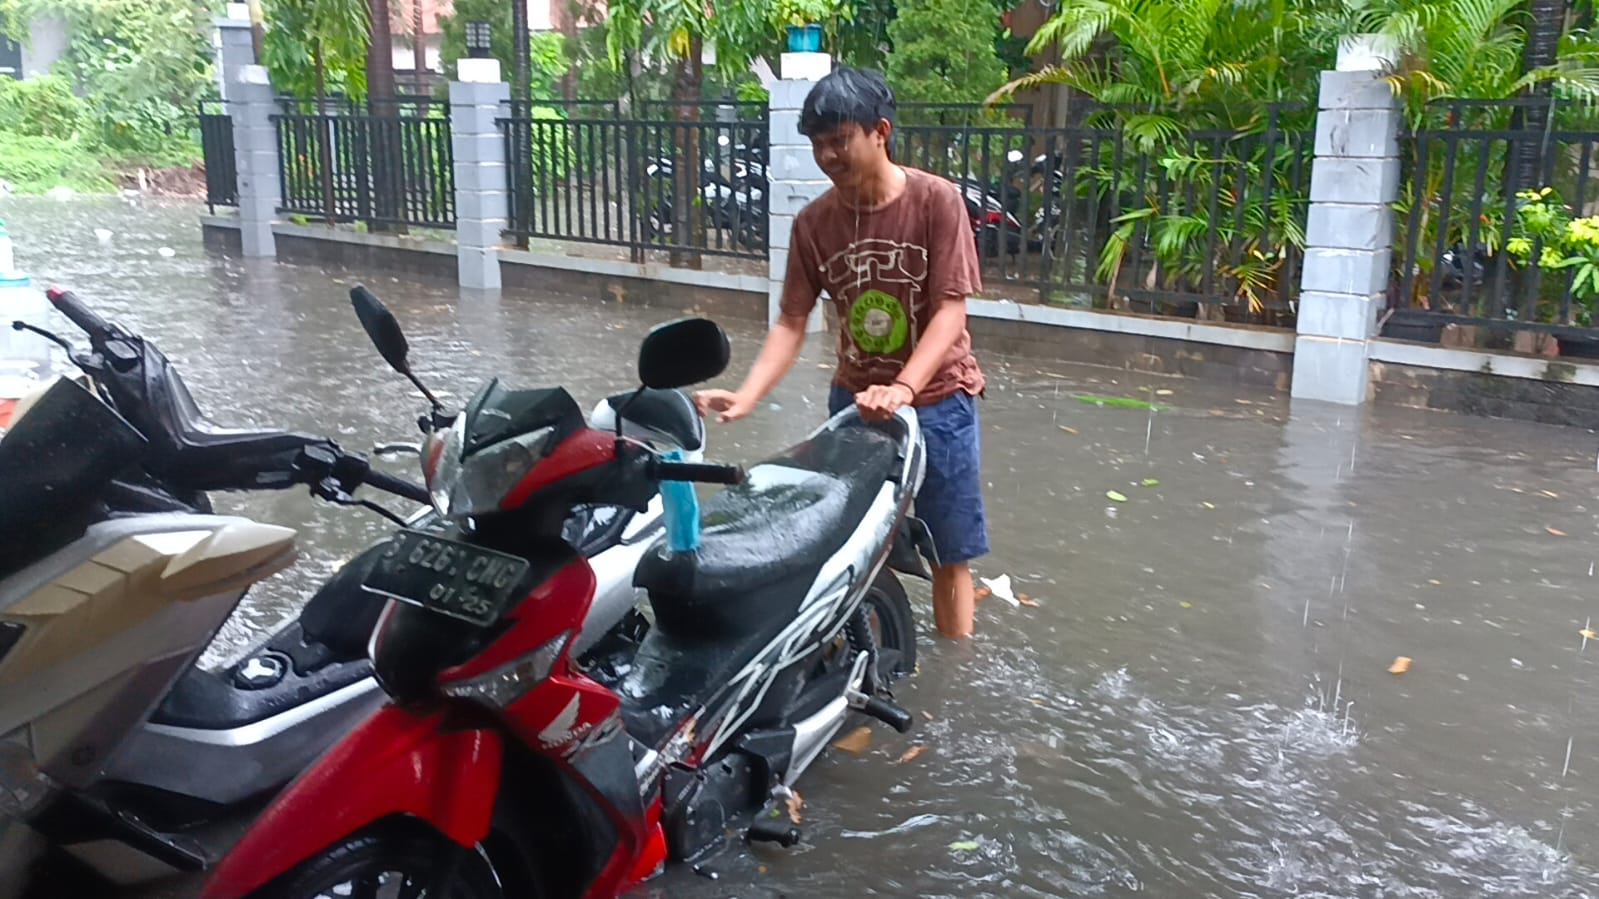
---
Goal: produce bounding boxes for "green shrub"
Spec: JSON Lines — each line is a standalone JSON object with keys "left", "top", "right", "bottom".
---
{"left": 0, "top": 132, "right": 115, "bottom": 193}
{"left": 0, "top": 74, "right": 88, "bottom": 138}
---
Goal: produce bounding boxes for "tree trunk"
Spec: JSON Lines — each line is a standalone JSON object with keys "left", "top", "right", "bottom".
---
{"left": 1508, "top": 0, "right": 1567, "bottom": 317}
{"left": 367, "top": 0, "right": 403, "bottom": 232}
{"left": 670, "top": 40, "right": 704, "bottom": 270}
{"left": 511, "top": 0, "right": 531, "bottom": 102}
{"left": 314, "top": 42, "right": 337, "bottom": 225}
{"left": 247, "top": 0, "right": 266, "bottom": 62}
{"left": 367, "top": 0, "right": 397, "bottom": 101}
{"left": 553, "top": 0, "right": 578, "bottom": 100}
{"left": 1512, "top": 0, "right": 1566, "bottom": 193}
{"left": 412, "top": 0, "right": 426, "bottom": 91}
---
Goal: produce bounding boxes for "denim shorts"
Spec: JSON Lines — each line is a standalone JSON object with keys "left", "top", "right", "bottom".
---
{"left": 829, "top": 386, "right": 990, "bottom": 565}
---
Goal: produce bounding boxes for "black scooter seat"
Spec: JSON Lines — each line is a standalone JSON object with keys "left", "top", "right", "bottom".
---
{"left": 634, "top": 424, "right": 900, "bottom": 641}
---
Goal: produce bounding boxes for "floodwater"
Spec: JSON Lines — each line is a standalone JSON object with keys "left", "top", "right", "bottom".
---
{"left": 5, "top": 195, "right": 1599, "bottom": 898}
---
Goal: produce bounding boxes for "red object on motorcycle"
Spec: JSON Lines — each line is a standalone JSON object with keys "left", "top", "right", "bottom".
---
{"left": 200, "top": 705, "right": 504, "bottom": 899}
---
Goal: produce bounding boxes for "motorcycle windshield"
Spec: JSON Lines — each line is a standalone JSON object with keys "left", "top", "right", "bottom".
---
{"left": 0, "top": 377, "right": 148, "bottom": 574}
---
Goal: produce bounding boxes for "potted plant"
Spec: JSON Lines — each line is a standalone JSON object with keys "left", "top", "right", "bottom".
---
{"left": 773, "top": 0, "right": 833, "bottom": 52}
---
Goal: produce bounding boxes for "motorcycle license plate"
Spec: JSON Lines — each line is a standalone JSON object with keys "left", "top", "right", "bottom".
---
{"left": 362, "top": 530, "right": 530, "bottom": 626}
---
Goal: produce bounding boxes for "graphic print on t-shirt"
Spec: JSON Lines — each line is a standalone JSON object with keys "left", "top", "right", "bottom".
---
{"left": 822, "top": 237, "right": 929, "bottom": 369}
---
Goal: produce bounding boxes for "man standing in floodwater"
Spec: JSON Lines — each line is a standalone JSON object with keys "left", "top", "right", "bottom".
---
{"left": 694, "top": 66, "right": 989, "bottom": 639}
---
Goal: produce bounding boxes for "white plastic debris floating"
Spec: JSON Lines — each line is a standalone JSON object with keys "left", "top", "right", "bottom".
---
{"left": 979, "top": 574, "right": 1020, "bottom": 607}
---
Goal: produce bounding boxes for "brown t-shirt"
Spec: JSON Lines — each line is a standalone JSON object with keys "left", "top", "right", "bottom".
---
{"left": 780, "top": 167, "right": 986, "bottom": 405}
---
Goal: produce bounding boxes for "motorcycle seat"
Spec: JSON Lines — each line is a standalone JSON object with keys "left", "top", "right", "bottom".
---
{"left": 635, "top": 423, "right": 900, "bottom": 641}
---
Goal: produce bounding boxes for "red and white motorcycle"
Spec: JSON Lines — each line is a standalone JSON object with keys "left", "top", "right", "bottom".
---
{"left": 202, "top": 289, "right": 936, "bottom": 898}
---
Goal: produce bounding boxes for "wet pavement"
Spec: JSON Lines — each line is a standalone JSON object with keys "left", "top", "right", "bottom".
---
{"left": 5, "top": 196, "right": 1599, "bottom": 898}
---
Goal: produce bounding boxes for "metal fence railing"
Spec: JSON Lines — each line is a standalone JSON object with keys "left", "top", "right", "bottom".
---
{"left": 272, "top": 98, "right": 455, "bottom": 230}
{"left": 896, "top": 105, "right": 1312, "bottom": 325}
{"left": 198, "top": 101, "right": 237, "bottom": 214}
{"left": 202, "top": 93, "right": 1320, "bottom": 329}
{"left": 1392, "top": 98, "right": 1599, "bottom": 353}
{"left": 500, "top": 101, "right": 769, "bottom": 262}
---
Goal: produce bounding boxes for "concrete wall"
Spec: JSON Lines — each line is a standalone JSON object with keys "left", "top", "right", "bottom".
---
{"left": 16, "top": 15, "right": 66, "bottom": 78}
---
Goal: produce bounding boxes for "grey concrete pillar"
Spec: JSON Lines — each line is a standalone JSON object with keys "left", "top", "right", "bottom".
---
{"left": 215, "top": 9, "right": 252, "bottom": 101}
{"left": 767, "top": 58, "right": 832, "bottom": 333}
{"left": 449, "top": 77, "right": 510, "bottom": 290}
{"left": 219, "top": 16, "right": 279, "bottom": 258}
{"left": 1290, "top": 65, "right": 1401, "bottom": 405}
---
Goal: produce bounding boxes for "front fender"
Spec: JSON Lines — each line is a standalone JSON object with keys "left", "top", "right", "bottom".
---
{"left": 202, "top": 703, "right": 502, "bottom": 899}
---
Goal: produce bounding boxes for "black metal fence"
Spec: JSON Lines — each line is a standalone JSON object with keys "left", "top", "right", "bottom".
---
{"left": 272, "top": 97, "right": 455, "bottom": 229}
{"left": 896, "top": 105, "right": 1313, "bottom": 324}
{"left": 1393, "top": 98, "right": 1599, "bottom": 350}
{"left": 198, "top": 101, "right": 237, "bottom": 213}
{"left": 501, "top": 100, "right": 769, "bottom": 262}
{"left": 196, "top": 93, "right": 1315, "bottom": 328}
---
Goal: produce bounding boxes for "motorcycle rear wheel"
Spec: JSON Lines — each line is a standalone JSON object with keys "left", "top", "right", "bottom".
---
{"left": 861, "top": 569, "right": 917, "bottom": 680}
{"left": 257, "top": 825, "right": 545, "bottom": 899}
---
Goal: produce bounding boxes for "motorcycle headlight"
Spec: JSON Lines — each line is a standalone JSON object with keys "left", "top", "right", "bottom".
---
{"left": 0, "top": 726, "right": 53, "bottom": 820}
{"left": 428, "top": 419, "right": 557, "bottom": 519}
{"left": 439, "top": 631, "right": 570, "bottom": 709}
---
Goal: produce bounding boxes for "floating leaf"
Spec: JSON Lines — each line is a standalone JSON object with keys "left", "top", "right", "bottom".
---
{"left": 786, "top": 790, "right": 804, "bottom": 824}
{"left": 1142, "top": 478, "right": 1160, "bottom": 487}
{"left": 1389, "top": 656, "right": 1413, "bottom": 675}
{"left": 1541, "top": 490, "right": 1560, "bottom": 499}
{"left": 1547, "top": 527, "right": 1569, "bottom": 537}
{"left": 897, "top": 745, "right": 929, "bottom": 765}
{"left": 1018, "top": 594, "right": 1039, "bottom": 607}
{"left": 921, "top": 710, "right": 936, "bottom": 721}
{"left": 1074, "top": 394, "right": 1165, "bottom": 411}
{"left": 949, "top": 840, "right": 980, "bottom": 852}
{"left": 1058, "top": 425, "right": 1079, "bottom": 435}
{"left": 1155, "top": 388, "right": 1174, "bottom": 396}
{"left": 1427, "top": 579, "right": 1441, "bottom": 586}
{"left": 1581, "top": 628, "right": 1598, "bottom": 640}
{"left": 832, "top": 726, "right": 872, "bottom": 754}
{"left": 1106, "top": 490, "right": 1129, "bottom": 503}
{"left": 1179, "top": 601, "right": 1193, "bottom": 609}
{"left": 1202, "top": 501, "right": 1216, "bottom": 509}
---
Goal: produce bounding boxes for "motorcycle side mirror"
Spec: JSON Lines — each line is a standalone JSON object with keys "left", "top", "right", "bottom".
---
{"left": 351, "top": 285, "right": 411, "bottom": 375}
{"left": 350, "top": 285, "right": 446, "bottom": 416}
{"left": 638, "top": 318, "right": 729, "bottom": 390}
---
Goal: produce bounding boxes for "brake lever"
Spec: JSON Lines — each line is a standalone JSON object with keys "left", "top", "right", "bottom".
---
{"left": 11, "top": 321, "right": 74, "bottom": 354}
{"left": 373, "top": 442, "right": 422, "bottom": 458}
{"left": 311, "top": 477, "right": 409, "bottom": 526}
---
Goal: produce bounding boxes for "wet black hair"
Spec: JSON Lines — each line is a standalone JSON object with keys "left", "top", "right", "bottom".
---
{"left": 799, "top": 66, "right": 897, "bottom": 138}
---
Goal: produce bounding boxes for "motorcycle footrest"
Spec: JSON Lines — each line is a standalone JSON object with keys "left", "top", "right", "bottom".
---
{"left": 746, "top": 813, "right": 802, "bottom": 848}
{"left": 860, "top": 695, "right": 915, "bottom": 734}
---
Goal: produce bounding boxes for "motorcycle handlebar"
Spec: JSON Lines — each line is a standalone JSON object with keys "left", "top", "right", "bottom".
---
{"left": 362, "top": 467, "right": 430, "bottom": 504}
{"left": 652, "top": 460, "right": 745, "bottom": 485}
{"left": 46, "top": 287, "right": 111, "bottom": 341}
